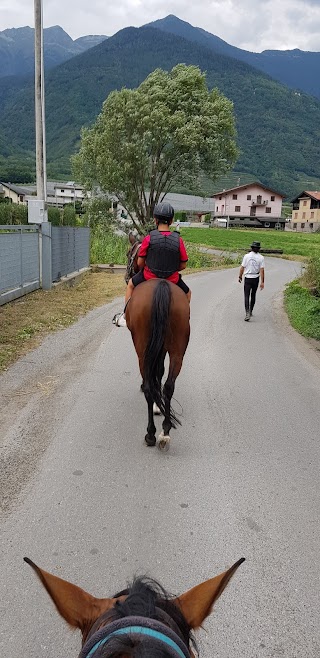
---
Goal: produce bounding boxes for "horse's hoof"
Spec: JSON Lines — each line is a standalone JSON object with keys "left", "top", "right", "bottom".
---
{"left": 145, "top": 434, "right": 156, "bottom": 447}
{"left": 157, "top": 431, "right": 170, "bottom": 452}
{"left": 153, "top": 403, "right": 161, "bottom": 415}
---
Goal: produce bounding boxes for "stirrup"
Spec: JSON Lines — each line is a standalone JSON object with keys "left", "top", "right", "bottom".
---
{"left": 112, "top": 312, "right": 127, "bottom": 327}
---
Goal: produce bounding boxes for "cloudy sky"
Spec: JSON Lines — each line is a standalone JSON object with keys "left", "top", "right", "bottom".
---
{"left": 1, "top": 0, "right": 320, "bottom": 52}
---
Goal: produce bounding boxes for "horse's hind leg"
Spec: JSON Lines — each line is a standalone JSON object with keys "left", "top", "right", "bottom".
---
{"left": 157, "top": 376, "right": 175, "bottom": 452}
{"left": 144, "top": 389, "right": 156, "bottom": 447}
{"left": 162, "top": 376, "right": 175, "bottom": 436}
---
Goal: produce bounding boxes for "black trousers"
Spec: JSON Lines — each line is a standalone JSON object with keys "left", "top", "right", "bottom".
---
{"left": 244, "top": 276, "right": 259, "bottom": 313}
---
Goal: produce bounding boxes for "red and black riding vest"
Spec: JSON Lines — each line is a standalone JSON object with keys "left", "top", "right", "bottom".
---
{"left": 146, "top": 230, "right": 180, "bottom": 279}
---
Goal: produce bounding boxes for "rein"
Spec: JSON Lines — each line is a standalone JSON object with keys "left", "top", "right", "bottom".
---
{"left": 125, "top": 241, "right": 141, "bottom": 282}
{"left": 80, "top": 616, "right": 191, "bottom": 658}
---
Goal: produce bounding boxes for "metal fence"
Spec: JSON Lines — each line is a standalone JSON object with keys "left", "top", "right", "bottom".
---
{"left": 0, "top": 225, "right": 40, "bottom": 305}
{"left": 51, "top": 226, "right": 90, "bottom": 282}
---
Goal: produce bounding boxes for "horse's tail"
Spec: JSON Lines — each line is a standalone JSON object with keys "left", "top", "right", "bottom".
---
{"left": 143, "top": 280, "right": 180, "bottom": 428}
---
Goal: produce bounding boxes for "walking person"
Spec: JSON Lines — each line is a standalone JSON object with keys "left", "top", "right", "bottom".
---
{"left": 238, "top": 241, "right": 265, "bottom": 321}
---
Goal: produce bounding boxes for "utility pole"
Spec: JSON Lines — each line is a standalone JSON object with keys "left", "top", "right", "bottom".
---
{"left": 34, "top": 0, "right": 52, "bottom": 289}
{"left": 34, "top": 0, "right": 47, "bottom": 208}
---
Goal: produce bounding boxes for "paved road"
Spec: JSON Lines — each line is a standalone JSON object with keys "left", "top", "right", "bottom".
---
{"left": 1, "top": 258, "right": 320, "bottom": 658}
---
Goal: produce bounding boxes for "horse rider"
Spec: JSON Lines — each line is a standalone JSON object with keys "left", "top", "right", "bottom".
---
{"left": 113, "top": 202, "right": 191, "bottom": 326}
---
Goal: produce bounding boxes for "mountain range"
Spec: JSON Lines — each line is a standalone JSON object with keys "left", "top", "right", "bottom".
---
{"left": 150, "top": 15, "right": 320, "bottom": 101}
{"left": 0, "top": 25, "right": 107, "bottom": 78}
{"left": 0, "top": 15, "right": 320, "bottom": 198}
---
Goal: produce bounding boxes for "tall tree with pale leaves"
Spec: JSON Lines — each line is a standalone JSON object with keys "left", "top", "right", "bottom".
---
{"left": 74, "top": 64, "right": 238, "bottom": 232}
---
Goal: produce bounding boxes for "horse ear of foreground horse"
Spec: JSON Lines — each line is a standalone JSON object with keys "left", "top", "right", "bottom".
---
{"left": 126, "top": 279, "right": 190, "bottom": 450}
{"left": 24, "top": 556, "right": 244, "bottom": 655}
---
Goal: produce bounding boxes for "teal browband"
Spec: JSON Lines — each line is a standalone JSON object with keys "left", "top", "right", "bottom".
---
{"left": 86, "top": 624, "right": 187, "bottom": 658}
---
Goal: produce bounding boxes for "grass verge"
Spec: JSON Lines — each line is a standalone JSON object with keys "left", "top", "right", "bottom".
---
{"left": 181, "top": 227, "right": 320, "bottom": 259}
{"left": 0, "top": 272, "right": 125, "bottom": 373}
{"left": 284, "top": 281, "right": 320, "bottom": 341}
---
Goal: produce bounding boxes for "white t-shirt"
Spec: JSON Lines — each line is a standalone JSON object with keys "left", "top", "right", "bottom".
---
{"left": 242, "top": 251, "right": 265, "bottom": 278}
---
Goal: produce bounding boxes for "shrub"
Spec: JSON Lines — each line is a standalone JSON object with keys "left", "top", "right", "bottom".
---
{"left": 0, "top": 203, "right": 28, "bottom": 224}
{"left": 303, "top": 256, "right": 320, "bottom": 295}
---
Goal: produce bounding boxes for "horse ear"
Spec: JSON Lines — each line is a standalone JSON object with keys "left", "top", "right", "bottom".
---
{"left": 24, "top": 558, "right": 113, "bottom": 633}
{"left": 174, "top": 558, "right": 245, "bottom": 629}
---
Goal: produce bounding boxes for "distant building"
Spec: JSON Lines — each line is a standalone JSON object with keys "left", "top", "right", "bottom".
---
{"left": 0, "top": 182, "right": 29, "bottom": 205}
{"left": 53, "top": 182, "right": 88, "bottom": 207}
{"left": 290, "top": 191, "right": 320, "bottom": 232}
{"left": 212, "top": 182, "right": 285, "bottom": 229}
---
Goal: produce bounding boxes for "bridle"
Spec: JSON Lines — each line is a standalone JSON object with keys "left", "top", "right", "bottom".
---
{"left": 80, "top": 615, "right": 192, "bottom": 658}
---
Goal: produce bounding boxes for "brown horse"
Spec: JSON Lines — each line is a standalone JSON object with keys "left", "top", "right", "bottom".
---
{"left": 126, "top": 279, "right": 190, "bottom": 450}
{"left": 24, "top": 556, "right": 245, "bottom": 657}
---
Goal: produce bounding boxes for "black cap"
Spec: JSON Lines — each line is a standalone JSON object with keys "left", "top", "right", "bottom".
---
{"left": 251, "top": 241, "right": 261, "bottom": 249}
{"left": 154, "top": 202, "right": 174, "bottom": 222}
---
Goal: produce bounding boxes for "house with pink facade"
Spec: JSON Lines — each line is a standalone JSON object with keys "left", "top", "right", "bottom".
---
{"left": 212, "top": 182, "right": 285, "bottom": 229}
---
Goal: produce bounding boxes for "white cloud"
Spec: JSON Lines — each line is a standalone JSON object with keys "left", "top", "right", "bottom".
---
{"left": 1, "top": 0, "right": 320, "bottom": 51}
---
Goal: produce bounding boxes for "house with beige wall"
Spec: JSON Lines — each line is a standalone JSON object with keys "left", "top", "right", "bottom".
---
{"left": 291, "top": 191, "right": 320, "bottom": 232}
{"left": 212, "top": 182, "right": 285, "bottom": 229}
{"left": 0, "top": 182, "right": 28, "bottom": 205}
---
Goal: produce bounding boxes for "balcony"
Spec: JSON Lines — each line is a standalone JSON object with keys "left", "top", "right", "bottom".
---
{"left": 251, "top": 198, "right": 268, "bottom": 206}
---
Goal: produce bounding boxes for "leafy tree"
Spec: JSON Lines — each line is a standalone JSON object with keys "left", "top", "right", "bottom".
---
{"left": 73, "top": 64, "right": 238, "bottom": 232}
{"left": 81, "top": 197, "right": 113, "bottom": 228}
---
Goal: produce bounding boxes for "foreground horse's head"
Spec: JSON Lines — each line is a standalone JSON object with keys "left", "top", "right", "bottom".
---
{"left": 25, "top": 557, "right": 244, "bottom": 657}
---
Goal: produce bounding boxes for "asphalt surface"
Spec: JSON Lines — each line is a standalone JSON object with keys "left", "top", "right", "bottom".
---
{"left": 1, "top": 258, "right": 320, "bottom": 658}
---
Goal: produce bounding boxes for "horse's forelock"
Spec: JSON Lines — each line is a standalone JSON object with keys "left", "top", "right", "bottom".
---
{"left": 85, "top": 577, "right": 195, "bottom": 657}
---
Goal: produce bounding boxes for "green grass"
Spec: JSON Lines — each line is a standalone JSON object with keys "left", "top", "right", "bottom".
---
{"left": 284, "top": 281, "right": 320, "bottom": 341}
{"left": 180, "top": 227, "right": 320, "bottom": 258}
{"left": 89, "top": 228, "right": 240, "bottom": 269}
{"left": 90, "top": 229, "right": 128, "bottom": 265}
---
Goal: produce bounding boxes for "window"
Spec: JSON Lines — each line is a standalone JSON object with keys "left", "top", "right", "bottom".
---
{"left": 311, "top": 212, "right": 314, "bottom": 218}
{"left": 19, "top": 195, "right": 24, "bottom": 202}
{"left": 271, "top": 195, "right": 275, "bottom": 201}
{"left": 302, "top": 212, "right": 306, "bottom": 219}
{"left": 247, "top": 194, "right": 251, "bottom": 200}
{"left": 216, "top": 206, "right": 218, "bottom": 212}
{"left": 233, "top": 194, "right": 238, "bottom": 200}
{"left": 303, "top": 200, "right": 307, "bottom": 206}
{"left": 235, "top": 205, "right": 241, "bottom": 212}
{"left": 294, "top": 212, "right": 298, "bottom": 219}
{"left": 265, "top": 207, "right": 271, "bottom": 213}
{"left": 219, "top": 196, "right": 222, "bottom": 200}
{"left": 301, "top": 223, "right": 305, "bottom": 229}
{"left": 310, "top": 223, "right": 314, "bottom": 229}
{"left": 60, "top": 189, "right": 65, "bottom": 193}
{"left": 293, "top": 223, "right": 297, "bottom": 229}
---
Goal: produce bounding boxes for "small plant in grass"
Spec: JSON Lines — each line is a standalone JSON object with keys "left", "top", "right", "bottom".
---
{"left": 302, "top": 256, "right": 320, "bottom": 295}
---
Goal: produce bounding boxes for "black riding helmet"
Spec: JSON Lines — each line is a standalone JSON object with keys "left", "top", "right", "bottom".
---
{"left": 153, "top": 202, "right": 175, "bottom": 224}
